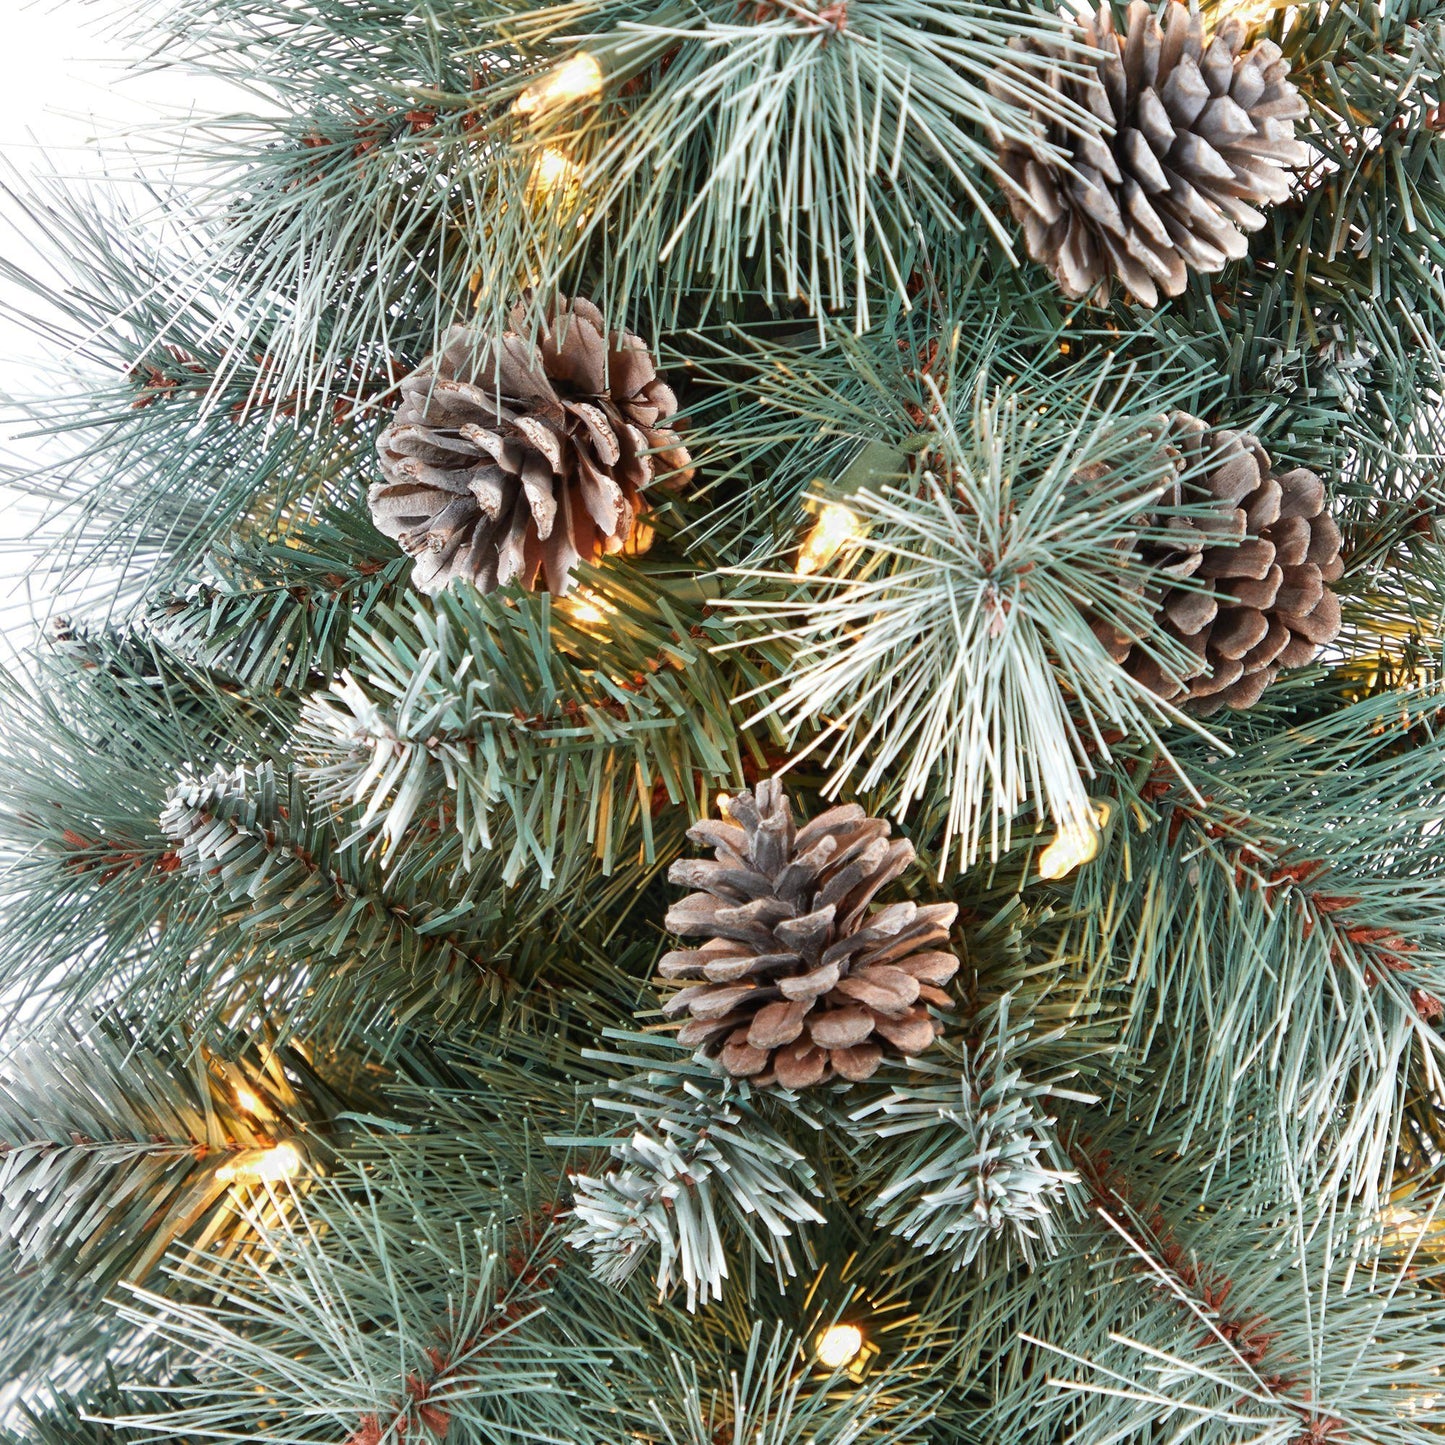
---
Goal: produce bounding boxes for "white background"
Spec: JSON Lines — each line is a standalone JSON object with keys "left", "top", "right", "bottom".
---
{"left": 0, "top": 0, "right": 241, "bottom": 648}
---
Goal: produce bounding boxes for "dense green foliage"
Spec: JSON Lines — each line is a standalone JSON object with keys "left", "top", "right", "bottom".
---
{"left": 3, "top": 0, "right": 1445, "bottom": 1439}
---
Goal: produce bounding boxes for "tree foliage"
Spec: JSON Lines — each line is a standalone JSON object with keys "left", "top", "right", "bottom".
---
{"left": 3, "top": 0, "right": 1445, "bottom": 1436}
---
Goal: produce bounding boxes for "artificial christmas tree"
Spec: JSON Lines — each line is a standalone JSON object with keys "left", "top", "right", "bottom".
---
{"left": 2, "top": 0, "right": 1445, "bottom": 1441}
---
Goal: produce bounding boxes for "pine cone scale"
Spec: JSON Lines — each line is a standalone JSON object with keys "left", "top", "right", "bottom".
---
{"left": 872, "top": 1011, "right": 936, "bottom": 1053}
{"left": 1276, "top": 567, "right": 1322, "bottom": 615}
{"left": 749, "top": 999, "right": 810, "bottom": 1048}
{"left": 905, "top": 951, "right": 965, "bottom": 984}
{"left": 1225, "top": 566, "right": 1282, "bottom": 609}
{"left": 1210, "top": 608, "right": 1269, "bottom": 657}
{"left": 677, "top": 1014, "right": 746, "bottom": 1048}
{"left": 774, "top": 1042, "right": 829, "bottom": 1089}
{"left": 834, "top": 966, "right": 920, "bottom": 1015}
{"left": 777, "top": 962, "right": 840, "bottom": 1001}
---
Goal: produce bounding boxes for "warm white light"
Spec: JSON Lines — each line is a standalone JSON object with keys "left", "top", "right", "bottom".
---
{"left": 715, "top": 793, "right": 732, "bottom": 818}
{"left": 234, "top": 1086, "right": 264, "bottom": 1115}
{"left": 514, "top": 54, "right": 604, "bottom": 116}
{"left": 816, "top": 1323, "right": 865, "bottom": 1370}
{"left": 530, "top": 147, "right": 581, "bottom": 198}
{"left": 623, "top": 517, "right": 656, "bottom": 557}
{"left": 1038, "top": 801, "right": 1112, "bottom": 881}
{"left": 564, "top": 588, "right": 613, "bottom": 626}
{"left": 1037, "top": 825, "right": 1099, "bottom": 881}
{"left": 1209, "top": 0, "right": 1288, "bottom": 29}
{"left": 217, "top": 1141, "right": 303, "bottom": 1184}
{"left": 797, "top": 504, "right": 863, "bottom": 577}
{"left": 1380, "top": 1203, "right": 1427, "bottom": 1248}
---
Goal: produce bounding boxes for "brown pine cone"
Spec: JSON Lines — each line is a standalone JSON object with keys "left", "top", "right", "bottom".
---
{"left": 659, "top": 781, "right": 959, "bottom": 1090}
{"left": 988, "top": 1, "right": 1307, "bottom": 306}
{"left": 369, "top": 297, "right": 690, "bottom": 595}
{"left": 1092, "top": 414, "right": 1344, "bottom": 716}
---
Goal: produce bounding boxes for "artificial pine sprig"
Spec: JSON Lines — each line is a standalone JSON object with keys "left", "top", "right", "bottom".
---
{"left": 854, "top": 1002, "right": 1089, "bottom": 1268}
{"left": 721, "top": 354, "right": 1212, "bottom": 870}
{"left": 559, "top": 1048, "right": 824, "bottom": 1311}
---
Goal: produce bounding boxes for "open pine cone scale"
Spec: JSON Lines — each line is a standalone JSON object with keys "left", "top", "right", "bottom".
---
{"left": 661, "top": 783, "right": 959, "bottom": 1090}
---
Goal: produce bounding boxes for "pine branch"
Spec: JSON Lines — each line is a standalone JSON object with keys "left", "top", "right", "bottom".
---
{"left": 1017, "top": 1164, "right": 1445, "bottom": 1445}
{"left": 111, "top": 1170, "right": 618, "bottom": 1445}
{"left": 159, "top": 760, "right": 515, "bottom": 1039}
{"left": 646, "top": 1320, "right": 937, "bottom": 1445}
{"left": 90, "top": 2, "right": 547, "bottom": 424}
{"left": 151, "top": 509, "right": 408, "bottom": 694}
{"left": 1045, "top": 689, "right": 1445, "bottom": 1216}
{"left": 297, "top": 566, "right": 782, "bottom": 882}
{"left": 491, "top": 0, "right": 1109, "bottom": 329}
{"left": 719, "top": 345, "right": 1218, "bottom": 870}
{"left": 0, "top": 633, "right": 285, "bottom": 1039}
{"left": 128, "top": 0, "right": 1116, "bottom": 352}
{"left": 0, "top": 177, "right": 388, "bottom": 603}
{"left": 0, "top": 1378, "right": 175, "bottom": 1445}
{"left": 557, "top": 1039, "right": 825, "bottom": 1311}
{"left": 0, "top": 1016, "right": 360, "bottom": 1393}
{"left": 852, "top": 1000, "right": 1089, "bottom": 1269}
{"left": 675, "top": 268, "right": 1102, "bottom": 556}
{"left": 1273, "top": 1, "right": 1445, "bottom": 318}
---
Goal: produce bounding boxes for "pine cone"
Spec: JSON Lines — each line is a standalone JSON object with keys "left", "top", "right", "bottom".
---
{"left": 369, "top": 297, "right": 690, "bottom": 595}
{"left": 989, "top": 1, "right": 1307, "bottom": 306}
{"left": 1092, "top": 413, "right": 1343, "bottom": 716}
{"left": 659, "top": 781, "right": 959, "bottom": 1090}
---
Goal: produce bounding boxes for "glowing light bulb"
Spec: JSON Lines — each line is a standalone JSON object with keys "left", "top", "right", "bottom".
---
{"left": 816, "top": 1323, "right": 865, "bottom": 1370}
{"left": 1380, "top": 1203, "right": 1427, "bottom": 1248}
{"left": 530, "top": 147, "right": 581, "bottom": 198}
{"left": 514, "top": 53, "right": 604, "bottom": 116}
{"left": 715, "top": 793, "right": 732, "bottom": 818}
{"left": 1037, "top": 825, "right": 1099, "bottom": 881}
{"left": 622, "top": 517, "right": 656, "bottom": 557}
{"left": 234, "top": 1086, "right": 264, "bottom": 1115}
{"left": 564, "top": 588, "right": 612, "bottom": 626}
{"left": 1211, "top": 0, "right": 1284, "bottom": 28}
{"left": 216, "top": 1141, "right": 304, "bottom": 1184}
{"left": 1037, "top": 801, "right": 1112, "bottom": 881}
{"left": 797, "top": 503, "right": 863, "bottom": 577}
